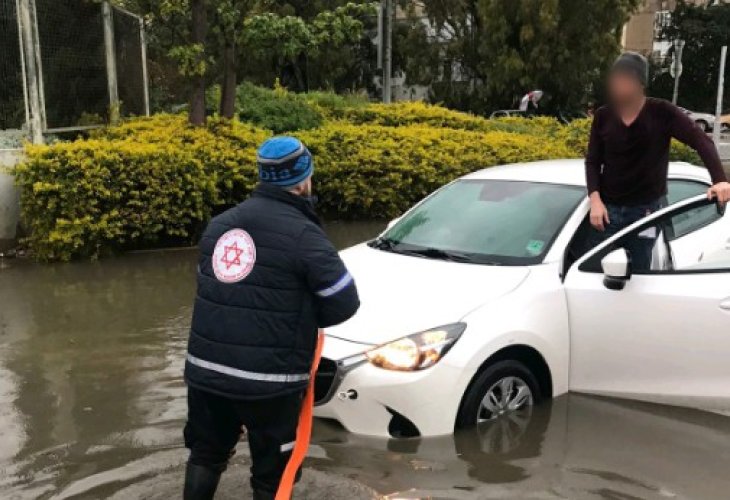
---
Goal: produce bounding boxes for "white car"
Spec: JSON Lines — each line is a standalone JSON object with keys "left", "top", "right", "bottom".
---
{"left": 681, "top": 108, "right": 717, "bottom": 132}
{"left": 489, "top": 109, "right": 526, "bottom": 119}
{"left": 314, "top": 159, "right": 730, "bottom": 437}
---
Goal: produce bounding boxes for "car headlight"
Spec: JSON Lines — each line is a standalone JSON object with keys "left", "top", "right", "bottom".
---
{"left": 365, "top": 323, "right": 466, "bottom": 372}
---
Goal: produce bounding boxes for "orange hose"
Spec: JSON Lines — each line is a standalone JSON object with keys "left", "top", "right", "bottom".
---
{"left": 274, "top": 330, "right": 324, "bottom": 500}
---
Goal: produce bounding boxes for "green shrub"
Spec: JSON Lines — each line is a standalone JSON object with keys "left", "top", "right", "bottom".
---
{"left": 553, "top": 116, "right": 700, "bottom": 163}
{"left": 343, "top": 101, "right": 571, "bottom": 137}
{"left": 17, "top": 140, "right": 214, "bottom": 261}
{"left": 556, "top": 118, "right": 592, "bottom": 157}
{"left": 298, "top": 122, "right": 575, "bottom": 218}
{"left": 15, "top": 100, "right": 705, "bottom": 261}
{"left": 343, "top": 101, "right": 490, "bottom": 130}
{"left": 17, "top": 115, "right": 269, "bottom": 260}
{"left": 669, "top": 140, "right": 701, "bottom": 164}
{"left": 302, "top": 91, "right": 370, "bottom": 119}
{"left": 92, "top": 114, "right": 270, "bottom": 207}
{"left": 236, "top": 82, "right": 323, "bottom": 133}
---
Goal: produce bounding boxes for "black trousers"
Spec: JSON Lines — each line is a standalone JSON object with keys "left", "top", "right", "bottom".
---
{"left": 184, "top": 386, "right": 304, "bottom": 494}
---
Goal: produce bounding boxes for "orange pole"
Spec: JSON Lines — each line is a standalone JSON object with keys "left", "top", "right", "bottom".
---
{"left": 274, "top": 330, "right": 324, "bottom": 500}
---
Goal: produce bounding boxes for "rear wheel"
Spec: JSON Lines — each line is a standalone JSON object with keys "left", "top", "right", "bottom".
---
{"left": 456, "top": 360, "right": 542, "bottom": 429}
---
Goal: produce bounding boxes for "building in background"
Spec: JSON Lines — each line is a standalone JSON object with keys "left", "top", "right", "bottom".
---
{"left": 622, "top": 0, "right": 710, "bottom": 60}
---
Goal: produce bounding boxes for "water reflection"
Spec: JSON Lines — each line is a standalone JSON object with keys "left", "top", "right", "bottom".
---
{"left": 311, "top": 395, "right": 730, "bottom": 499}
{"left": 0, "top": 249, "right": 197, "bottom": 499}
{"left": 1, "top": 221, "right": 729, "bottom": 499}
{"left": 0, "top": 222, "right": 384, "bottom": 499}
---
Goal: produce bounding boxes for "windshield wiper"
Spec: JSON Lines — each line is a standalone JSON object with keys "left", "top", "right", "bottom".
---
{"left": 371, "top": 241, "right": 501, "bottom": 265}
{"left": 398, "top": 247, "right": 476, "bottom": 263}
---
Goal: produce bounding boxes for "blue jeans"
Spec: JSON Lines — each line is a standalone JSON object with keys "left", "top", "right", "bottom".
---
{"left": 591, "top": 199, "right": 662, "bottom": 272}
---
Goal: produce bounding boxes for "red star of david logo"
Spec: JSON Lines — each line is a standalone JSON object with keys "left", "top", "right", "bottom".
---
{"left": 221, "top": 242, "right": 244, "bottom": 270}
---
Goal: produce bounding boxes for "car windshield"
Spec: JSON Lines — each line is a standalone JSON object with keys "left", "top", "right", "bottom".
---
{"left": 373, "top": 179, "right": 585, "bottom": 265}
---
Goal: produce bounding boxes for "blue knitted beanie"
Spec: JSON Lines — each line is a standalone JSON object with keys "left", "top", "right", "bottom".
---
{"left": 257, "top": 136, "right": 314, "bottom": 188}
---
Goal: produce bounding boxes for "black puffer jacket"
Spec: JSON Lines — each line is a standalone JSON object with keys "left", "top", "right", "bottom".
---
{"left": 185, "top": 183, "right": 360, "bottom": 399}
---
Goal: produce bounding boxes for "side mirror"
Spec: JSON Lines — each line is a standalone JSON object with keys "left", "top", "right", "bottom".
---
{"left": 601, "top": 248, "right": 631, "bottom": 291}
{"left": 386, "top": 216, "right": 401, "bottom": 230}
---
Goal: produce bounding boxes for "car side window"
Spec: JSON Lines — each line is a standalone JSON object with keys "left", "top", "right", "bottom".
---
{"left": 667, "top": 180, "right": 721, "bottom": 240}
{"left": 579, "top": 199, "right": 728, "bottom": 274}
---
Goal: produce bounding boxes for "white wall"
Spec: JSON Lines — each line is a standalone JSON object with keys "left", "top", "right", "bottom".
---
{"left": 0, "top": 150, "right": 22, "bottom": 245}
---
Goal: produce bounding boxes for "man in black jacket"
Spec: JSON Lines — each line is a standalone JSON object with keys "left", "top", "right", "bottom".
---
{"left": 182, "top": 136, "right": 360, "bottom": 500}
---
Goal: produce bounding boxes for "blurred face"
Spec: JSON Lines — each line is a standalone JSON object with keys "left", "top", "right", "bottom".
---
{"left": 608, "top": 71, "right": 644, "bottom": 107}
{"left": 289, "top": 176, "right": 313, "bottom": 197}
{"left": 301, "top": 177, "right": 313, "bottom": 197}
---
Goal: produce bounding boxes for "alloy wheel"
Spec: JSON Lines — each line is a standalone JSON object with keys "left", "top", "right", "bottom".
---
{"left": 476, "top": 376, "right": 533, "bottom": 424}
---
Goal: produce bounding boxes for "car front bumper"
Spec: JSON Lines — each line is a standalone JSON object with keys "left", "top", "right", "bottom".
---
{"left": 314, "top": 336, "right": 472, "bottom": 438}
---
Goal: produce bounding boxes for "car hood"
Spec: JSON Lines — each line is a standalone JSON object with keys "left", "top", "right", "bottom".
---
{"left": 325, "top": 244, "right": 530, "bottom": 348}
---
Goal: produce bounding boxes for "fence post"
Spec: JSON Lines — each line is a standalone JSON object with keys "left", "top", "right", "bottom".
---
{"left": 15, "top": 0, "right": 30, "bottom": 127}
{"left": 712, "top": 46, "right": 727, "bottom": 148}
{"left": 139, "top": 16, "right": 150, "bottom": 116}
{"left": 29, "top": 0, "right": 46, "bottom": 129}
{"left": 102, "top": 1, "right": 120, "bottom": 124}
{"left": 17, "top": 0, "right": 43, "bottom": 144}
{"left": 382, "top": 0, "right": 393, "bottom": 104}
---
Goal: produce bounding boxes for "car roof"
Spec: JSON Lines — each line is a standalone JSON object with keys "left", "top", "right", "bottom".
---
{"left": 462, "top": 159, "right": 711, "bottom": 186}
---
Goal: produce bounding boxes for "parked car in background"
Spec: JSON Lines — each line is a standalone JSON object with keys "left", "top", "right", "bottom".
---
{"left": 314, "top": 160, "right": 730, "bottom": 438}
{"left": 557, "top": 109, "right": 589, "bottom": 124}
{"left": 681, "top": 107, "right": 717, "bottom": 132}
{"left": 489, "top": 109, "right": 526, "bottom": 119}
{"left": 489, "top": 109, "right": 587, "bottom": 123}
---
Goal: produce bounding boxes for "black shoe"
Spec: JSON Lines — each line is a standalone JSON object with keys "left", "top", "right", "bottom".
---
{"left": 252, "top": 489, "right": 276, "bottom": 500}
{"left": 183, "top": 463, "right": 222, "bottom": 500}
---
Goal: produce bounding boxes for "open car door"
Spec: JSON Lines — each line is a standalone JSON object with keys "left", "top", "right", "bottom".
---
{"left": 564, "top": 195, "right": 730, "bottom": 413}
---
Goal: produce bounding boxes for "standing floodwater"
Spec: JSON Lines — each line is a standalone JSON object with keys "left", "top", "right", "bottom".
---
{"left": 1, "top": 221, "right": 730, "bottom": 499}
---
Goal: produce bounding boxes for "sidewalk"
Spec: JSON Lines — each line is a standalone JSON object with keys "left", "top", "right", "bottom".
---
{"left": 106, "top": 459, "right": 378, "bottom": 500}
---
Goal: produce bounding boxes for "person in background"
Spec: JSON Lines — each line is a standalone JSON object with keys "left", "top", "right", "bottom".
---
{"left": 182, "top": 137, "right": 360, "bottom": 500}
{"left": 586, "top": 51, "right": 730, "bottom": 270}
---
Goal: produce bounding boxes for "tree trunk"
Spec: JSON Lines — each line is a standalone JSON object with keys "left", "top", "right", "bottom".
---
{"left": 219, "top": 41, "right": 237, "bottom": 119}
{"left": 189, "top": 0, "right": 207, "bottom": 126}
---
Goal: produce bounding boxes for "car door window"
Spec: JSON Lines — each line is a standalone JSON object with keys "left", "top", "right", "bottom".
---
{"left": 579, "top": 198, "right": 728, "bottom": 274}
{"left": 563, "top": 181, "right": 722, "bottom": 276}
{"left": 667, "top": 180, "right": 721, "bottom": 240}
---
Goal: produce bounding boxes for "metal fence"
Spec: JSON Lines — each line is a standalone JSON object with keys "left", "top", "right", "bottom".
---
{"left": 0, "top": 0, "right": 25, "bottom": 131}
{"left": 0, "top": 0, "right": 149, "bottom": 143}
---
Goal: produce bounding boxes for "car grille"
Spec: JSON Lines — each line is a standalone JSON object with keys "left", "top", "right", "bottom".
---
{"left": 314, "top": 357, "right": 339, "bottom": 405}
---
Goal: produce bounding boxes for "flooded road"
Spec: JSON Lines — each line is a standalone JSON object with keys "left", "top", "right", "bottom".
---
{"left": 1, "top": 221, "right": 729, "bottom": 499}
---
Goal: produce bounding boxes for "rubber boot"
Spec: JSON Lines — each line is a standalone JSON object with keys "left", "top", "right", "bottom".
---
{"left": 183, "top": 462, "right": 222, "bottom": 500}
{"left": 252, "top": 489, "right": 277, "bottom": 500}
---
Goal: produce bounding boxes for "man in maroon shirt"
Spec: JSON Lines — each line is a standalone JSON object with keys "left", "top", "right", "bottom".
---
{"left": 586, "top": 51, "right": 730, "bottom": 270}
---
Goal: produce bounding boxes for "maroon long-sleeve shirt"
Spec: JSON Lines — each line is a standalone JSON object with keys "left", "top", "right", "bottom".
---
{"left": 585, "top": 97, "right": 726, "bottom": 205}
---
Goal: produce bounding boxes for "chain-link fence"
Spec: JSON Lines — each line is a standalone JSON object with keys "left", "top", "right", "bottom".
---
{"left": 114, "top": 7, "right": 148, "bottom": 118}
{"left": 0, "top": 0, "right": 26, "bottom": 132}
{"left": 0, "top": 0, "right": 148, "bottom": 142}
{"left": 36, "top": 0, "right": 108, "bottom": 129}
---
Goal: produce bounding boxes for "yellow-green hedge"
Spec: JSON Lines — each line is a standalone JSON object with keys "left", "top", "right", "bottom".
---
{"left": 16, "top": 108, "right": 701, "bottom": 261}
{"left": 343, "top": 101, "right": 566, "bottom": 136}
{"left": 17, "top": 116, "right": 269, "bottom": 260}
{"left": 299, "top": 122, "right": 574, "bottom": 218}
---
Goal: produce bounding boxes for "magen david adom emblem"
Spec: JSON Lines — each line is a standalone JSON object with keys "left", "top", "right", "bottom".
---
{"left": 212, "top": 229, "right": 257, "bottom": 283}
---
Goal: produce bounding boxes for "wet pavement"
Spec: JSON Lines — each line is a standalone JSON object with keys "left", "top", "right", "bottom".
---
{"left": 1, "top": 221, "right": 729, "bottom": 499}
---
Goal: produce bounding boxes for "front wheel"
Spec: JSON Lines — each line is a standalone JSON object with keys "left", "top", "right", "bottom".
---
{"left": 456, "top": 360, "right": 543, "bottom": 429}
